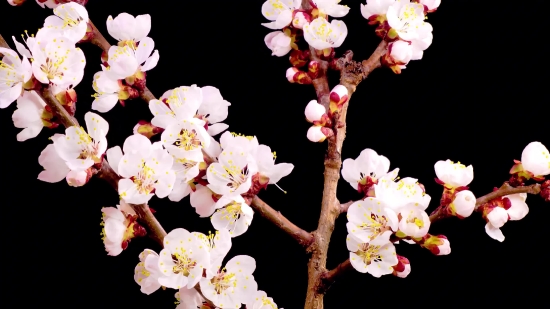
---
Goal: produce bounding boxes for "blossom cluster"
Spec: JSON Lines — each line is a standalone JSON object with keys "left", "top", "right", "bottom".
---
{"left": 362, "top": 0, "right": 438, "bottom": 73}
{"left": 341, "top": 141, "right": 550, "bottom": 277}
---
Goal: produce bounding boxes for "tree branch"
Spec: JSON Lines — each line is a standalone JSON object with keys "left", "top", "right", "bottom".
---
{"left": 318, "top": 259, "right": 352, "bottom": 293}
{"left": 304, "top": 36, "right": 387, "bottom": 309}
{"left": 339, "top": 200, "right": 354, "bottom": 214}
{"left": 38, "top": 87, "right": 79, "bottom": 127}
{"left": 250, "top": 196, "right": 314, "bottom": 248}
{"left": 0, "top": 34, "right": 9, "bottom": 56}
{"left": 429, "top": 182, "right": 542, "bottom": 222}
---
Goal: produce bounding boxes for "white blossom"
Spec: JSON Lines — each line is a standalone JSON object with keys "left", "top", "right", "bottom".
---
{"left": 303, "top": 18, "right": 347, "bottom": 50}
{"left": 313, "top": 0, "right": 350, "bottom": 18}
{"left": 211, "top": 195, "right": 254, "bottom": 237}
{"left": 31, "top": 34, "right": 86, "bottom": 87}
{"left": 347, "top": 233, "right": 398, "bottom": 277}
{"left": 157, "top": 228, "right": 210, "bottom": 289}
{"left": 91, "top": 69, "right": 123, "bottom": 113}
{"left": 107, "top": 13, "right": 151, "bottom": 43}
{"left": 261, "top": 0, "right": 301, "bottom": 29}
{"left": 43, "top": 2, "right": 89, "bottom": 43}
{"left": 175, "top": 287, "right": 205, "bottom": 309}
{"left": 346, "top": 198, "right": 398, "bottom": 243}
{"left": 37, "top": 137, "right": 70, "bottom": 183}
{"left": 105, "top": 38, "right": 159, "bottom": 80}
{"left": 207, "top": 146, "right": 258, "bottom": 196}
{"left": 360, "top": 0, "right": 395, "bottom": 19}
{"left": 386, "top": 0, "right": 425, "bottom": 41}
{"left": 12, "top": 90, "right": 47, "bottom": 141}
{"left": 134, "top": 249, "right": 166, "bottom": 295}
{"left": 100, "top": 201, "right": 136, "bottom": 256}
{"left": 200, "top": 255, "right": 258, "bottom": 308}
{"left": 0, "top": 47, "right": 32, "bottom": 108}
{"left": 434, "top": 159, "right": 474, "bottom": 188}
{"left": 374, "top": 176, "right": 431, "bottom": 211}
{"left": 341, "top": 148, "right": 396, "bottom": 191}
{"left": 397, "top": 206, "right": 430, "bottom": 238}
{"left": 264, "top": 31, "right": 292, "bottom": 57}
{"left": 116, "top": 134, "right": 176, "bottom": 204}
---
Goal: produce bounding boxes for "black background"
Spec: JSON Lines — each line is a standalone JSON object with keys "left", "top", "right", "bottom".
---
{"left": 1, "top": 0, "right": 548, "bottom": 308}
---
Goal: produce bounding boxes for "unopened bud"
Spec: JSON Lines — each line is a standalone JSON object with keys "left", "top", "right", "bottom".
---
{"left": 7, "top": 0, "right": 26, "bottom": 6}
{"left": 541, "top": 180, "right": 550, "bottom": 202}
{"left": 308, "top": 61, "right": 320, "bottom": 79}
{"left": 133, "top": 120, "right": 164, "bottom": 139}
{"left": 286, "top": 67, "right": 312, "bottom": 84}
{"left": 66, "top": 168, "right": 93, "bottom": 187}
{"left": 328, "top": 84, "right": 349, "bottom": 115}
{"left": 304, "top": 100, "right": 326, "bottom": 123}
{"left": 292, "top": 10, "right": 312, "bottom": 29}
{"left": 307, "top": 125, "right": 333, "bottom": 142}
{"left": 392, "top": 255, "right": 411, "bottom": 278}
{"left": 449, "top": 190, "right": 476, "bottom": 218}
{"left": 289, "top": 49, "right": 310, "bottom": 68}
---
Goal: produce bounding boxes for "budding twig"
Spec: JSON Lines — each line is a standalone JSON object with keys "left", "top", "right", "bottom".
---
{"left": 429, "top": 182, "right": 542, "bottom": 222}
{"left": 39, "top": 87, "right": 80, "bottom": 127}
{"left": 339, "top": 200, "right": 354, "bottom": 214}
{"left": 318, "top": 259, "right": 352, "bottom": 294}
{"left": 250, "top": 196, "right": 314, "bottom": 247}
{"left": 304, "top": 37, "right": 387, "bottom": 309}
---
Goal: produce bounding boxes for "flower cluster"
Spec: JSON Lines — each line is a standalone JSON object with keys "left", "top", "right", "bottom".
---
{"left": 343, "top": 148, "right": 440, "bottom": 277}
{"left": 132, "top": 227, "right": 282, "bottom": 309}
{"left": 261, "top": 0, "right": 349, "bottom": 84}
{"left": 92, "top": 12, "right": 158, "bottom": 112}
{"left": 2, "top": 2, "right": 91, "bottom": 140}
{"left": 361, "top": 0, "right": 438, "bottom": 73}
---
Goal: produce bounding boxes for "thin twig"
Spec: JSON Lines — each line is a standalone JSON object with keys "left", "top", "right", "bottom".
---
{"left": 318, "top": 259, "right": 352, "bottom": 293}
{"left": 251, "top": 196, "right": 314, "bottom": 247}
{"left": 39, "top": 87, "right": 79, "bottom": 127}
{"left": 429, "top": 182, "right": 542, "bottom": 222}
{"left": 339, "top": 201, "right": 354, "bottom": 214}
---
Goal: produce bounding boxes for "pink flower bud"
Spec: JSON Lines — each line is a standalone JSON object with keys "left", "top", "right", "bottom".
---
{"left": 304, "top": 100, "right": 326, "bottom": 123}
{"left": 420, "top": 234, "right": 451, "bottom": 256}
{"left": 286, "top": 67, "right": 312, "bottom": 84}
{"left": 390, "top": 40, "right": 413, "bottom": 65}
{"left": 329, "top": 84, "right": 349, "bottom": 114}
{"left": 417, "top": 0, "right": 440, "bottom": 12}
{"left": 541, "top": 180, "right": 550, "bottom": 202}
{"left": 265, "top": 31, "right": 292, "bottom": 57}
{"left": 286, "top": 67, "right": 299, "bottom": 82}
{"left": 449, "top": 190, "right": 476, "bottom": 218}
{"left": 392, "top": 255, "right": 411, "bottom": 278}
{"left": 8, "top": 0, "right": 26, "bottom": 6}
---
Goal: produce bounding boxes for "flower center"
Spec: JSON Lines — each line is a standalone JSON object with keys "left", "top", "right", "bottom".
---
{"left": 0, "top": 60, "right": 19, "bottom": 87}
{"left": 172, "top": 251, "right": 196, "bottom": 276}
{"left": 359, "top": 213, "right": 388, "bottom": 238}
{"left": 357, "top": 244, "right": 382, "bottom": 265}
{"left": 224, "top": 164, "right": 249, "bottom": 192}
{"left": 40, "top": 55, "right": 67, "bottom": 80}
{"left": 211, "top": 270, "right": 237, "bottom": 295}
{"left": 133, "top": 164, "right": 157, "bottom": 194}
{"left": 406, "top": 211, "right": 424, "bottom": 228}
{"left": 176, "top": 128, "right": 202, "bottom": 151}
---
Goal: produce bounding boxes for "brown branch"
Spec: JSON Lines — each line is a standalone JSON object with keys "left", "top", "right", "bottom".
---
{"left": 251, "top": 196, "right": 314, "bottom": 247}
{"left": 429, "top": 182, "right": 542, "bottom": 222}
{"left": 0, "top": 34, "right": 9, "bottom": 56}
{"left": 129, "top": 203, "right": 167, "bottom": 245}
{"left": 339, "top": 200, "right": 354, "bottom": 214}
{"left": 304, "top": 35, "right": 387, "bottom": 309}
{"left": 39, "top": 87, "right": 79, "bottom": 127}
{"left": 318, "top": 259, "right": 352, "bottom": 293}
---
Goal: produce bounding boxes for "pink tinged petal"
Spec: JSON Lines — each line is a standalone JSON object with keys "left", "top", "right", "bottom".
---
{"left": 268, "top": 163, "right": 294, "bottom": 184}
{"left": 506, "top": 193, "right": 529, "bottom": 221}
{"left": 154, "top": 173, "right": 176, "bottom": 199}
{"left": 350, "top": 252, "right": 368, "bottom": 273}
{"left": 107, "top": 13, "right": 136, "bottom": 41}
{"left": 140, "top": 50, "right": 159, "bottom": 72}
{"left": 133, "top": 15, "right": 151, "bottom": 41}
{"left": 106, "top": 146, "right": 123, "bottom": 175}
{"left": 275, "top": 9, "right": 293, "bottom": 28}
{"left": 190, "top": 185, "right": 217, "bottom": 217}
{"left": 0, "top": 83, "right": 23, "bottom": 108}
{"left": 11, "top": 37, "right": 32, "bottom": 59}
{"left": 158, "top": 272, "right": 188, "bottom": 290}
{"left": 168, "top": 181, "right": 192, "bottom": 202}
{"left": 226, "top": 255, "right": 256, "bottom": 275}
{"left": 207, "top": 123, "right": 229, "bottom": 136}
{"left": 451, "top": 190, "right": 476, "bottom": 218}
{"left": 123, "top": 133, "right": 152, "bottom": 156}
{"left": 177, "top": 287, "right": 205, "bottom": 309}
{"left": 330, "top": 20, "right": 348, "bottom": 48}
{"left": 264, "top": 31, "right": 280, "bottom": 50}
{"left": 485, "top": 223, "right": 505, "bottom": 242}
{"left": 307, "top": 125, "right": 327, "bottom": 142}
{"left": 16, "top": 125, "right": 43, "bottom": 142}
{"left": 66, "top": 169, "right": 88, "bottom": 187}
{"left": 95, "top": 71, "right": 120, "bottom": 93}
{"left": 85, "top": 112, "right": 109, "bottom": 141}
{"left": 92, "top": 93, "right": 119, "bottom": 113}
{"left": 487, "top": 207, "right": 508, "bottom": 228}
{"left": 105, "top": 219, "right": 125, "bottom": 244}
{"left": 0, "top": 47, "right": 18, "bottom": 58}
{"left": 341, "top": 158, "right": 360, "bottom": 189}
{"left": 135, "top": 37, "right": 155, "bottom": 65}
{"left": 37, "top": 144, "right": 70, "bottom": 182}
